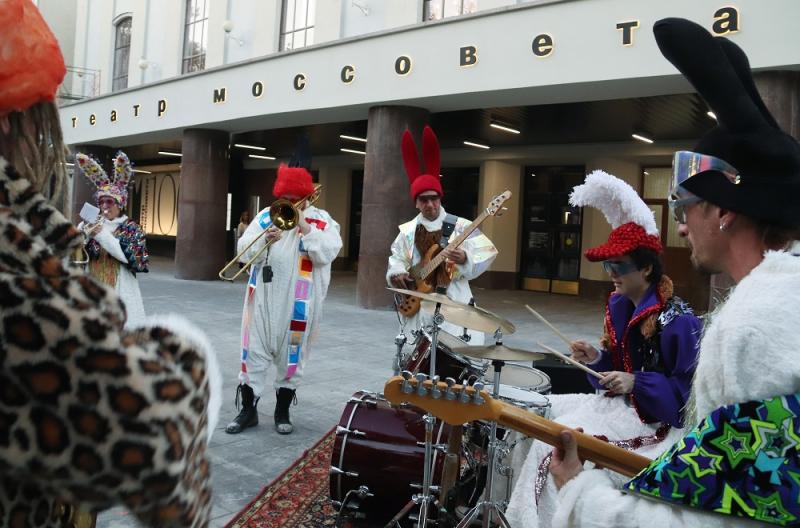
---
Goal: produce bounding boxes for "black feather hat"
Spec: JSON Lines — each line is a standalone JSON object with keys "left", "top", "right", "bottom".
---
{"left": 654, "top": 18, "right": 800, "bottom": 228}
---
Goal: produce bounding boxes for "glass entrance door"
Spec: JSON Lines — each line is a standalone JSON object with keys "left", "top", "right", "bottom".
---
{"left": 521, "top": 166, "right": 585, "bottom": 295}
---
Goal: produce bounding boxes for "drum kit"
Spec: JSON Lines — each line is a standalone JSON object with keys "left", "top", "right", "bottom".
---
{"left": 330, "top": 288, "right": 553, "bottom": 527}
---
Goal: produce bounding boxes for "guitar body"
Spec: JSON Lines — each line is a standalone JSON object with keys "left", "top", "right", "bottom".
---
{"left": 397, "top": 245, "right": 442, "bottom": 317}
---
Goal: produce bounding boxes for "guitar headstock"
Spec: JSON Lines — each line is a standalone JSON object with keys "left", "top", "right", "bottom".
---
{"left": 486, "top": 190, "right": 512, "bottom": 216}
{"left": 383, "top": 372, "right": 500, "bottom": 425}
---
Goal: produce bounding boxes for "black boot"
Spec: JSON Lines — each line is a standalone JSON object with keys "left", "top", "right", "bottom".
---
{"left": 274, "top": 388, "right": 297, "bottom": 435}
{"left": 225, "top": 384, "right": 259, "bottom": 434}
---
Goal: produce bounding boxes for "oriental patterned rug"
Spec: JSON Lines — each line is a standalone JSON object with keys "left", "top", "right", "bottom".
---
{"left": 225, "top": 428, "right": 352, "bottom": 528}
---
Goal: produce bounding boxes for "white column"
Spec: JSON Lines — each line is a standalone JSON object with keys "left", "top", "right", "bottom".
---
{"left": 478, "top": 160, "right": 523, "bottom": 275}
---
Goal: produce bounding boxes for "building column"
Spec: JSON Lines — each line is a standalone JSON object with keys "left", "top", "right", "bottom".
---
{"left": 474, "top": 160, "right": 522, "bottom": 289}
{"left": 317, "top": 166, "right": 351, "bottom": 261}
{"left": 708, "top": 72, "right": 800, "bottom": 308}
{"left": 357, "top": 106, "right": 428, "bottom": 309}
{"left": 175, "top": 129, "right": 230, "bottom": 280}
{"left": 70, "top": 145, "right": 115, "bottom": 225}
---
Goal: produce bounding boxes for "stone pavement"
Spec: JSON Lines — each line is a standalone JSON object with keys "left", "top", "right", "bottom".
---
{"left": 98, "top": 257, "right": 605, "bottom": 527}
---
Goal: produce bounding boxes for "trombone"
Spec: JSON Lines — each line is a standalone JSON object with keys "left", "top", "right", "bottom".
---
{"left": 218, "top": 184, "right": 322, "bottom": 282}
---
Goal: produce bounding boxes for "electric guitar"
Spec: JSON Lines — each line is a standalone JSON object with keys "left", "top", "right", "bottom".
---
{"left": 395, "top": 191, "right": 511, "bottom": 317}
{"left": 383, "top": 375, "right": 652, "bottom": 478}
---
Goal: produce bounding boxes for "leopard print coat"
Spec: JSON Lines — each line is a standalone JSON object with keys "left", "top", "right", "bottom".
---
{"left": 0, "top": 158, "right": 221, "bottom": 527}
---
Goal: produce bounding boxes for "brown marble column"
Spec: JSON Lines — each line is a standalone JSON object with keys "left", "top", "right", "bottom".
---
{"left": 175, "top": 129, "right": 230, "bottom": 280}
{"left": 357, "top": 106, "right": 429, "bottom": 309}
{"left": 708, "top": 71, "right": 800, "bottom": 310}
{"left": 70, "top": 145, "right": 114, "bottom": 225}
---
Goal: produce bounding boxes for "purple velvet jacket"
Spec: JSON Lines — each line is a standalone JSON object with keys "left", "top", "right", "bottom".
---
{"left": 588, "top": 278, "right": 701, "bottom": 427}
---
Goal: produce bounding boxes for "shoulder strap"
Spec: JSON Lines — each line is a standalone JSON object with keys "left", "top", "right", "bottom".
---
{"left": 439, "top": 214, "right": 458, "bottom": 248}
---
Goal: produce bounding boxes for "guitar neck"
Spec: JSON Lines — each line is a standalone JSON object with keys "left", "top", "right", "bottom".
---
{"left": 419, "top": 211, "right": 489, "bottom": 280}
{"left": 496, "top": 403, "right": 651, "bottom": 478}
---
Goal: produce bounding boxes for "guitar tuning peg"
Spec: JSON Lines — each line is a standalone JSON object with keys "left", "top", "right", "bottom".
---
{"left": 444, "top": 377, "right": 457, "bottom": 400}
{"left": 472, "top": 382, "right": 485, "bottom": 405}
{"left": 415, "top": 373, "right": 429, "bottom": 396}
{"left": 430, "top": 375, "right": 442, "bottom": 399}
{"left": 401, "top": 370, "right": 413, "bottom": 380}
{"left": 459, "top": 384, "right": 471, "bottom": 404}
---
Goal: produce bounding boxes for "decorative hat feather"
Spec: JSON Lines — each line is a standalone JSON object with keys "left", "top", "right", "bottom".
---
{"left": 570, "top": 170, "right": 658, "bottom": 235}
{"left": 401, "top": 125, "right": 444, "bottom": 200}
{"left": 570, "top": 170, "right": 662, "bottom": 261}
{"left": 76, "top": 150, "right": 134, "bottom": 207}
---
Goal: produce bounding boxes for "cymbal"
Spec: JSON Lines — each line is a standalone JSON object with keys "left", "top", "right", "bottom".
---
{"left": 387, "top": 287, "right": 462, "bottom": 308}
{"left": 422, "top": 302, "right": 516, "bottom": 335}
{"left": 452, "top": 344, "right": 545, "bottom": 362}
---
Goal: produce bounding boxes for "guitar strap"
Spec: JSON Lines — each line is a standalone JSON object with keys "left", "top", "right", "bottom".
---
{"left": 439, "top": 214, "right": 458, "bottom": 248}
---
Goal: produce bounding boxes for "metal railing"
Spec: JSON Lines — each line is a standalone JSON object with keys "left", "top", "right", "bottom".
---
{"left": 58, "top": 66, "right": 102, "bottom": 103}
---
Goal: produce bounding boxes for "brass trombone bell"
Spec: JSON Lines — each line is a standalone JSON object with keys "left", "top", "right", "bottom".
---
{"left": 218, "top": 184, "right": 322, "bottom": 282}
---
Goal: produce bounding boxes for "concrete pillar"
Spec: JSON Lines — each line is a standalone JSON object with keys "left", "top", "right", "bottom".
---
{"left": 175, "top": 129, "right": 230, "bottom": 280}
{"left": 475, "top": 160, "right": 522, "bottom": 289}
{"left": 317, "top": 166, "right": 351, "bottom": 260}
{"left": 70, "top": 145, "right": 115, "bottom": 225}
{"left": 357, "top": 106, "right": 428, "bottom": 309}
{"left": 708, "top": 72, "right": 800, "bottom": 309}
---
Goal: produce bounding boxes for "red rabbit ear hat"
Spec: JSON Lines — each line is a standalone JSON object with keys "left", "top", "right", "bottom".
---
{"left": 272, "top": 165, "right": 314, "bottom": 199}
{"left": 402, "top": 125, "right": 444, "bottom": 200}
{"left": 0, "top": 0, "right": 66, "bottom": 116}
{"left": 569, "top": 170, "right": 662, "bottom": 262}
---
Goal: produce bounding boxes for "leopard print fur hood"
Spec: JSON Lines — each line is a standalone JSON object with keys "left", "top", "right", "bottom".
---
{"left": 0, "top": 158, "right": 221, "bottom": 526}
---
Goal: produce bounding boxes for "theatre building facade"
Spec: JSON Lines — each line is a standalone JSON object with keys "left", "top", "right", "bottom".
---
{"left": 53, "top": 0, "right": 800, "bottom": 310}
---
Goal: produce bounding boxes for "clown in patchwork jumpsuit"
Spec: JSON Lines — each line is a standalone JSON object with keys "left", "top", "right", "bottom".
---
{"left": 226, "top": 164, "right": 342, "bottom": 435}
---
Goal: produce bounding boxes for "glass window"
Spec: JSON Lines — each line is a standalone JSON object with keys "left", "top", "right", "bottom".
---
{"left": 182, "top": 0, "right": 209, "bottom": 73}
{"left": 423, "top": 0, "right": 478, "bottom": 21}
{"left": 112, "top": 17, "right": 132, "bottom": 91}
{"left": 280, "top": 0, "right": 316, "bottom": 51}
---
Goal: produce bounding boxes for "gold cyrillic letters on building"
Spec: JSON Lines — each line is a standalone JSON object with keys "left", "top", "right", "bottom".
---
{"left": 616, "top": 20, "right": 639, "bottom": 46}
{"left": 213, "top": 88, "right": 227, "bottom": 104}
{"left": 89, "top": 114, "right": 96, "bottom": 125}
{"left": 341, "top": 65, "right": 355, "bottom": 84}
{"left": 252, "top": 81, "right": 264, "bottom": 98}
{"left": 395, "top": 55, "right": 412, "bottom": 76}
{"left": 294, "top": 74, "right": 306, "bottom": 91}
{"left": 133, "top": 104, "right": 141, "bottom": 117}
{"left": 110, "top": 110, "right": 117, "bottom": 122}
{"left": 712, "top": 6, "right": 739, "bottom": 35}
{"left": 532, "top": 34, "right": 553, "bottom": 57}
{"left": 158, "top": 99, "right": 168, "bottom": 117}
{"left": 460, "top": 46, "right": 477, "bottom": 67}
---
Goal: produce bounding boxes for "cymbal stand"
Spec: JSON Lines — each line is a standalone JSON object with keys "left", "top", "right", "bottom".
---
{"left": 456, "top": 356, "right": 512, "bottom": 528}
{"left": 386, "top": 301, "right": 445, "bottom": 528}
{"left": 393, "top": 332, "right": 408, "bottom": 376}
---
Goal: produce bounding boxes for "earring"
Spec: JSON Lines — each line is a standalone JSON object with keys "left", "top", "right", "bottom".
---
{"left": 719, "top": 223, "right": 727, "bottom": 231}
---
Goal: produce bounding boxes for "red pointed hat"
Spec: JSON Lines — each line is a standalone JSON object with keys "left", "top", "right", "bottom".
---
{"left": 0, "top": 0, "right": 66, "bottom": 116}
{"left": 273, "top": 164, "right": 315, "bottom": 199}
{"left": 402, "top": 126, "right": 444, "bottom": 200}
{"left": 569, "top": 170, "right": 662, "bottom": 262}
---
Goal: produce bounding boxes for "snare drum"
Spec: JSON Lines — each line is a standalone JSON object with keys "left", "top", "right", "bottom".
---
{"left": 494, "top": 384, "right": 551, "bottom": 418}
{"left": 494, "top": 363, "right": 552, "bottom": 394}
{"left": 403, "top": 330, "right": 488, "bottom": 382}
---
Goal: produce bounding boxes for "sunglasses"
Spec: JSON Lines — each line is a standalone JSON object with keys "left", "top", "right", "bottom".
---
{"left": 98, "top": 197, "right": 118, "bottom": 207}
{"left": 602, "top": 260, "right": 638, "bottom": 276}
{"left": 670, "top": 150, "right": 741, "bottom": 194}
{"left": 668, "top": 195, "right": 704, "bottom": 224}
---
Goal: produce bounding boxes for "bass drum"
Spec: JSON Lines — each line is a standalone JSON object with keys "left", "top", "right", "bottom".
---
{"left": 403, "top": 330, "right": 488, "bottom": 382}
{"left": 330, "top": 391, "right": 452, "bottom": 524}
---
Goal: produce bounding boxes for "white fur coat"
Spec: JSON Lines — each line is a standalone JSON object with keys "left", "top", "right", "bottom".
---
{"left": 551, "top": 244, "right": 800, "bottom": 528}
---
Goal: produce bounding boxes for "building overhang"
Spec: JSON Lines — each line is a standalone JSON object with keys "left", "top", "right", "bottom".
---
{"left": 61, "top": 0, "right": 800, "bottom": 147}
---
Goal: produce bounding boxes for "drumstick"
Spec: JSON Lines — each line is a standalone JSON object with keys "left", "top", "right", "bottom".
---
{"left": 525, "top": 305, "right": 573, "bottom": 348}
{"left": 537, "top": 342, "right": 604, "bottom": 380}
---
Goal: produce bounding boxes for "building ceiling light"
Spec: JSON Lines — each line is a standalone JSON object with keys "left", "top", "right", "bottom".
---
{"left": 234, "top": 143, "right": 266, "bottom": 151}
{"left": 339, "top": 134, "right": 367, "bottom": 143}
{"left": 707, "top": 111, "right": 717, "bottom": 120}
{"left": 248, "top": 154, "right": 276, "bottom": 160}
{"left": 643, "top": 171, "right": 650, "bottom": 176}
{"left": 158, "top": 150, "right": 182, "bottom": 157}
{"left": 631, "top": 133, "right": 653, "bottom": 144}
{"left": 132, "top": 169, "right": 152, "bottom": 174}
{"left": 489, "top": 122, "right": 520, "bottom": 134}
{"left": 463, "top": 140, "right": 490, "bottom": 149}
{"left": 340, "top": 148, "right": 366, "bottom": 156}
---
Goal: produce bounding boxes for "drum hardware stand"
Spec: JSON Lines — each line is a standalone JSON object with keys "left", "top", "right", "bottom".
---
{"left": 334, "top": 485, "right": 373, "bottom": 527}
{"left": 394, "top": 332, "right": 408, "bottom": 376}
{"left": 455, "top": 354, "right": 512, "bottom": 528}
{"left": 459, "top": 298, "right": 477, "bottom": 343}
{"left": 387, "top": 294, "right": 447, "bottom": 528}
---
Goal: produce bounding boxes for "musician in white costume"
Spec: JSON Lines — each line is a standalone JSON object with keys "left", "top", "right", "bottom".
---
{"left": 547, "top": 18, "right": 800, "bottom": 527}
{"left": 387, "top": 126, "right": 497, "bottom": 344}
{"left": 226, "top": 163, "right": 342, "bottom": 435}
